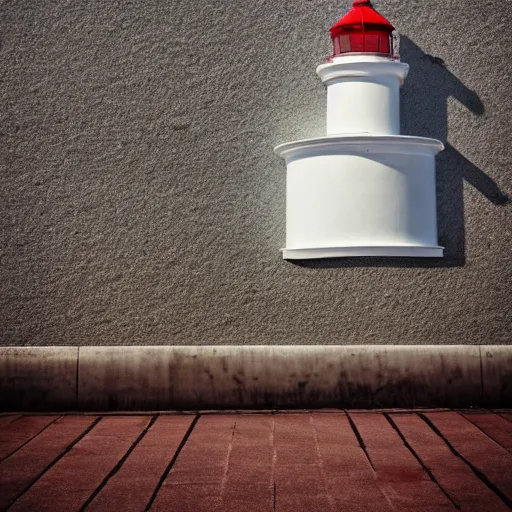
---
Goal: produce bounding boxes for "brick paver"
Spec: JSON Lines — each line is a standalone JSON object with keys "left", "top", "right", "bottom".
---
{"left": 500, "top": 413, "right": 512, "bottom": 424}
{"left": 150, "top": 414, "right": 236, "bottom": 512}
{"left": 274, "top": 413, "right": 336, "bottom": 512}
{"left": 0, "top": 416, "right": 97, "bottom": 510}
{"left": 350, "top": 413, "right": 454, "bottom": 510}
{"left": 0, "top": 416, "right": 21, "bottom": 430}
{"left": 391, "top": 413, "right": 509, "bottom": 511}
{"left": 87, "top": 415, "right": 194, "bottom": 512}
{"left": 424, "top": 412, "right": 512, "bottom": 504}
{"left": 461, "top": 412, "right": 512, "bottom": 452}
{"left": 0, "top": 410, "right": 510, "bottom": 511}
{"left": 221, "top": 414, "right": 274, "bottom": 512}
{"left": 9, "top": 416, "right": 151, "bottom": 512}
{"left": 0, "top": 416, "right": 57, "bottom": 461}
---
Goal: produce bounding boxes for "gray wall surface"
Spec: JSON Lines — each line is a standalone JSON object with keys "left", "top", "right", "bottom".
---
{"left": 1, "top": 0, "right": 511, "bottom": 346}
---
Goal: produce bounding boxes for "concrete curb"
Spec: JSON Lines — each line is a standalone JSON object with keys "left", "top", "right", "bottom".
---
{"left": 0, "top": 346, "right": 510, "bottom": 411}
{"left": 0, "top": 347, "right": 78, "bottom": 411}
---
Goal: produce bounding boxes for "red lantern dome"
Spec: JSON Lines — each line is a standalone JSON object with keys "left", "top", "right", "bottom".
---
{"left": 330, "top": 0, "right": 395, "bottom": 56}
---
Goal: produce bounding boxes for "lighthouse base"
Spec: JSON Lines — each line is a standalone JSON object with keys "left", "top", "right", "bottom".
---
{"left": 282, "top": 245, "right": 444, "bottom": 260}
{"left": 275, "top": 135, "right": 445, "bottom": 260}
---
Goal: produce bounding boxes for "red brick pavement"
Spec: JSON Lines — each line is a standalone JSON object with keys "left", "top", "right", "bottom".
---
{"left": 0, "top": 411, "right": 510, "bottom": 511}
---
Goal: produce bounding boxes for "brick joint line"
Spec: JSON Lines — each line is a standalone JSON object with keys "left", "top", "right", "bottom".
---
{"left": 310, "top": 415, "right": 337, "bottom": 512}
{"left": 344, "top": 411, "right": 375, "bottom": 471}
{"left": 220, "top": 415, "right": 238, "bottom": 501}
{"left": 144, "top": 413, "right": 200, "bottom": 511}
{"left": 79, "top": 414, "right": 159, "bottom": 512}
{"left": 384, "top": 413, "right": 460, "bottom": 510}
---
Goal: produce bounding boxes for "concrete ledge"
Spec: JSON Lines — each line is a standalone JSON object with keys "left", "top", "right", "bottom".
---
{"left": 0, "top": 347, "right": 78, "bottom": 411}
{"left": 78, "top": 345, "right": 483, "bottom": 410}
{"left": 0, "top": 346, "right": 510, "bottom": 411}
{"left": 481, "top": 346, "right": 512, "bottom": 407}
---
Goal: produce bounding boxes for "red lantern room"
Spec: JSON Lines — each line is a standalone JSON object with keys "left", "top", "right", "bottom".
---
{"left": 330, "top": 0, "right": 395, "bottom": 56}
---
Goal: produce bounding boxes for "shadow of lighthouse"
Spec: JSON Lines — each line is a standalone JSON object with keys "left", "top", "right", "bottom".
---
{"left": 400, "top": 36, "right": 509, "bottom": 266}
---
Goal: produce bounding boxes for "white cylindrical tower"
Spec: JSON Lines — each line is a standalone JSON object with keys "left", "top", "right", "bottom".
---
{"left": 318, "top": 55, "right": 408, "bottom": 135}
{"left": 275, "top": 0, "right": 444, "bottom": 259}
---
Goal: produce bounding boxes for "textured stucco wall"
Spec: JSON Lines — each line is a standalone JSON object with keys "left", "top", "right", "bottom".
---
{"left": 1, "top": 0, "right": 511, "bottom": 346}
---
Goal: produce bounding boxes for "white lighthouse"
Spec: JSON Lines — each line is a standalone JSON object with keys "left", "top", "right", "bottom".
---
{"left": 275, "top": 0, "right": 444, "bottom": 259}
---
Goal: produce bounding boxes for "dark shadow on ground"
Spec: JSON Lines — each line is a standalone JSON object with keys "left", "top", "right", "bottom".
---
{"left": 291, "top": 36, "right": 509, "bottom": 269}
